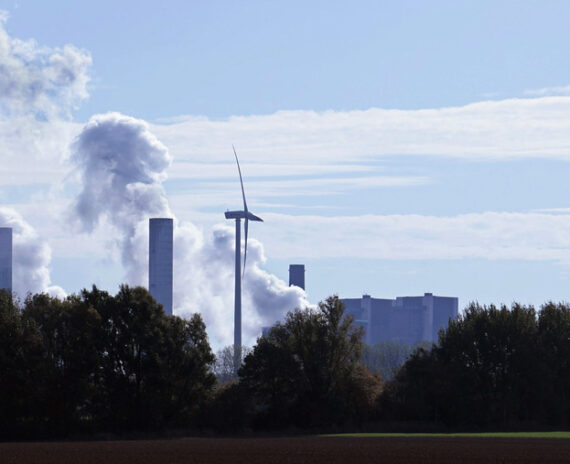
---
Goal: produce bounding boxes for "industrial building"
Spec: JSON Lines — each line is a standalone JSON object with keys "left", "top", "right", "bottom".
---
{"left": 149, "top": 218, "right": 173, "bottom": 315}
{"left": 342, "top": 293, "right": 458, "bottom": 345}
{"left": 289, "top": 264, "right": 305, "bottom": 290}
{"left": 0, "top": 227, "right": 12, "bottom": 293}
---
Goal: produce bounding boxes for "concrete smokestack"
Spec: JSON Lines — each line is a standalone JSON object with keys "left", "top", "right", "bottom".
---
{"left": 0, "top": 228, "right": 12, "bottom": 293}
{"left": 289, "top": 264, "right": 305, "bottom": 290}
{"left": 149, "top": 218, "right": 173, "bottom": 315}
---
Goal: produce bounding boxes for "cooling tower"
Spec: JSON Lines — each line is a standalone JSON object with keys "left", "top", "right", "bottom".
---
{"left": 289, "top": 264, "right": 305, "bottom": 290}
{"left": 0, "top": 228, "right": 12, "bottom": 293}
{"left": 149, "top": 218, "right": 173, "bottom": 315}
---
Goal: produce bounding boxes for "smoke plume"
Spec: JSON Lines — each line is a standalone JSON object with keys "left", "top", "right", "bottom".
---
{"left": 70, "top": 112, "right": 308, "bottom": 348}
{"left": 0, "top": 207, "right": 65, "bottom": 298}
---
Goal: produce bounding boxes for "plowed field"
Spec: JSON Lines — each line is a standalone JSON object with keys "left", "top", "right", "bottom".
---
{"left": 2, "top": 436, "right": 570, "bottom": 463}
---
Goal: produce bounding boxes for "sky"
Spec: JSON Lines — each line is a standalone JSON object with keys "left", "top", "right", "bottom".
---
{"left": 2, "top": 0, "right": 570, "bottom": 349}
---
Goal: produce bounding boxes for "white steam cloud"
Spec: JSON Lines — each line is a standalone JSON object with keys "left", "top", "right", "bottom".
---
{"left": 0, "top": 207, "right": 65, "bottom": 298}
{"left": 71, "top": 112, "right": 172, "bottom": 284}
{"left": 70, "top": 112, "right": 308, "bottom": 348}
{"left": 0, "top": 11, "right": 91, "bottom": 119}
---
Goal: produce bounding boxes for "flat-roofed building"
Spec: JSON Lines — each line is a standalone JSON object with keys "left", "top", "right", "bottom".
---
{"left": 342, "top": 293, "right": 458, "bottom": 344}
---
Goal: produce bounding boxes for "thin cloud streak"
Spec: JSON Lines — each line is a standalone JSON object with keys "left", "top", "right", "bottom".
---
{"left": 254, "top": 211, "right": 570, "bottom": 264}
{"left": 166, "top": 162, "right": 373, "bottom": 179}
{"left": 524, "top": 86, "right": 570, "bottom": 97}
{"left": 194, "top": 175, "right": 430, "bottom": 197}
{"left": 154, "top": 97, "right": 570, "bottom": 163}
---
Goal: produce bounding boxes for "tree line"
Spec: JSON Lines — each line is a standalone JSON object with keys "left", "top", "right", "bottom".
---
{"left": 2, "top": 286, "right": 570, "bottom": 438}
{"left": 0, "top": 286, "right": 215, "bottom": 438}
{"left": 381, "top": 302, "right": 570, "bottom": 427}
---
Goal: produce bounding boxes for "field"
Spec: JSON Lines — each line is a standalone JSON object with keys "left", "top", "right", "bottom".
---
{"left": 2, "top": 434, "right": 570, "bottom": 463}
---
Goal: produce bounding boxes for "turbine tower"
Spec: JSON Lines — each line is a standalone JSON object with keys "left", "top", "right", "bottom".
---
{"left": 225, "top": 147, "right": 263, "bottom": 370}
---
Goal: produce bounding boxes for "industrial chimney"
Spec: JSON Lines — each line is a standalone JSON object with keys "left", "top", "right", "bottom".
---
{"left": 149, "top": 218, "right": 173, "bottom": 315}
{"left": 289, "top": 264, "right": 305, "bottom": 290}
{"left": 0, "top": 227, "right": 12, "bottom": 293}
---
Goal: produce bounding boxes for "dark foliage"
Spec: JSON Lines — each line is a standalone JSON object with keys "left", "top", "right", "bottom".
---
{"left": 0, "top": 290, "right": 45, "bottom": 438}
{"left": 361, "top": 340, "right": 432, "bottom": 381}
{"left": 10, "top": 288, "right": 570, "bottom": 436}
{"left": 0, "top": 286, "right": 215, "bottom": 439}
{"left": 380, "top": 302, "right": 570, "bottom": 427}
{"left": 536, "top": 302, "right": 570, "bottom": 424}
{"left": 236, "top": 296, "right": 383, "bottom": 429}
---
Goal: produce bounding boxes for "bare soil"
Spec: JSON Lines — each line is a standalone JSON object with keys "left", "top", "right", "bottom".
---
{"left": 2, "top": 436, "right": 570, "bottom": 464}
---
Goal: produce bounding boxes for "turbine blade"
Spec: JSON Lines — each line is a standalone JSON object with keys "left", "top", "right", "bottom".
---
{"left": 243, "top": 217, "right": 249, "bottom": 277}
{"left": 233, "top": 145, "right": 248, "bottom": 213}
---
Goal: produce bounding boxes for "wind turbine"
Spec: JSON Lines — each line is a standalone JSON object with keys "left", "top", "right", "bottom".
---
{"left": 225, "top": 147, "right": 263, "bottom": 370}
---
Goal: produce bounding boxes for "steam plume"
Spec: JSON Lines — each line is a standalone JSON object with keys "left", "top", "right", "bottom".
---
{"left": 72, "top": 112, "right": 172, "bottom": 284}
{"left": 0, "top": 207, "right": 65, "bottom": 298}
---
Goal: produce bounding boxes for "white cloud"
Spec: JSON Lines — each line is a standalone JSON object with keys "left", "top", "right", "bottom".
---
{"left": 532, "top": 207, "right": 570, "bottom": 214}
{"left": 524, "top": 86, "right": 570, "bottom": 97}
{"left": 154, "top": 96, "right": 570, "bottom": 164}
{"left": 0, "top": 12, "right": 91, "bottom": 119}
{"left": 0, "top": 118, "right": 80, "bottom": 185}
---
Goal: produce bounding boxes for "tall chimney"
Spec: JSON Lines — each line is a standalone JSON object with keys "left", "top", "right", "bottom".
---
{"left": 0, "top": 228, "right": 12, "bottom": 293}
{"left": 149, "top": 218, "right": 173, "bottom": 315}
{"left": 289, "top": 264, "right": 305, "bottom": 290}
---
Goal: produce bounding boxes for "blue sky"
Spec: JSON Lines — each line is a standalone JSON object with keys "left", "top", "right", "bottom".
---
{"left": 2, "top": 1, "right": 570, "bottom": 347}
{"left": 5, "top": 0, "right": 570, "bottom": 118}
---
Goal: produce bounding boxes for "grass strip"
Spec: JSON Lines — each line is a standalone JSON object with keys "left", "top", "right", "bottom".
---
{"left": 322, "top": 432, "right": 570, "bottom": 439}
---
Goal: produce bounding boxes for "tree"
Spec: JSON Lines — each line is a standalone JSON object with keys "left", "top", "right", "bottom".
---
{"left": 214, "top": 345, "right": 251, "bottom": 383}
{"left": 159, "top": 312, "right": 216, "bottom": 425}
{"left": 89, "top": 285, "right": 216, "bottom": 429}
{"left": 12, "top": 285, "right": 216, "bottom": 434}
{"left": 537, "top": 302, "right": 570, "bottom": 424}
{"left": 0, "top": 291, "right": 45, "bottom": 437}
{"left": 439, "top": 303, "right": 539, "bottom": 425}
{"left": 361, "top": 340, "right": 431, "bottom": 381}
{"left": 379, "top": 347, "right": 440, "bottom": 423}
{"left": 381, "top": 302, "right": 541, "bottom": 426}
{"left": 239, "top": 296, "right": 382, "bottom": 428}
{"left": 22, "top": 292, "right": 103, "bottom": 433}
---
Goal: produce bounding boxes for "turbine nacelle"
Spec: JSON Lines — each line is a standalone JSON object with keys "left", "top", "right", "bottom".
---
{"left": 225, "top": 210, "right": 264, "bottom": 222}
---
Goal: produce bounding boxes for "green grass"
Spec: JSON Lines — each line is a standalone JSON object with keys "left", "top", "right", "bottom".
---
{"left": 322, "top": 431, "right": 570, "bottom": 439}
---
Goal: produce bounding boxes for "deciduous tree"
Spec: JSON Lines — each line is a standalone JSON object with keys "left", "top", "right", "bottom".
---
{"left": 239, "top": 296, "right": 382, "bottom": 428}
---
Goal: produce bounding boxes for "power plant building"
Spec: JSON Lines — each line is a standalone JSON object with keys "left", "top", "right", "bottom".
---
{"left": 289, "top": 264, "right": 305, "bottom": 290}
{"left": 149, "top": 218, "right": 173, "bottom": 316}
{"left": 342, "top": 293, "right": 458, "bottom": 345}
{"left": 0, "top": 228, "right": 12, "bottom": 293}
